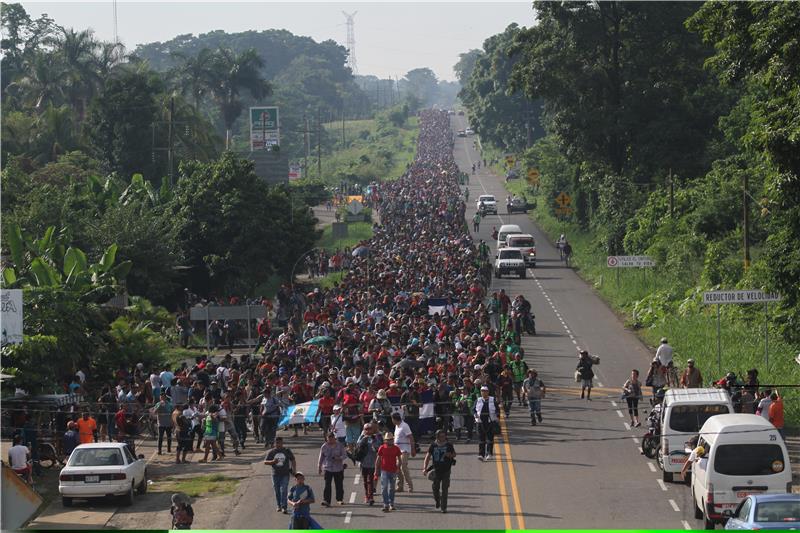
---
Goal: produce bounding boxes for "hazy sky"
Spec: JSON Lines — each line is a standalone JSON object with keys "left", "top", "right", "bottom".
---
{"left": 19, "top": 1, "right": 536, "bottom": 81}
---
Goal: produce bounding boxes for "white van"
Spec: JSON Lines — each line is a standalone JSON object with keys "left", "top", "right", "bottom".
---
{"left": 506, "top": 234, "right": 536, "bottom": 267}
{"left": 658, "top": 388, "right": 733, "bottom": 482}
{"left": 497, "top": 224, "right": 522, "bottom": 249}
{"left": 691, "top": 414, "right": 792, "bottom": 529}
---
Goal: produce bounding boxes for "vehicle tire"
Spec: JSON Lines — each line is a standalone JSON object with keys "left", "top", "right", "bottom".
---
{"left": 641, "top": 436, "right": 658, "bottom": 459}
{"left": 62, "top": 497, "right": 73, "bottom": 507}
{"left": 122, "top": 482, "right": 135, "bottom": 506}
{"left": 693, "top": 491, "right": 703, "bottom": 519}
{"left": 136, "top": 471, "right": 147, "bottom": 495}
{"left": 703, "top": 505, "right": 715, "bottom": 530}
{"left": 662, "top": 470, "right": 673, "bottom": 483}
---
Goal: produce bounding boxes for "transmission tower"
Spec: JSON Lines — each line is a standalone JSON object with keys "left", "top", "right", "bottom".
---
{"left": 342, "top": 11, "right": 358, "bottom": 76}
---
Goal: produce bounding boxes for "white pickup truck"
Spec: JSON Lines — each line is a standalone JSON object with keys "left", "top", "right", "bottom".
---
{"left": 494, "top": 248, "right": 527, "bottom": 279}
{"left": 477, "top": 194, "right": 497, "bottom": 215}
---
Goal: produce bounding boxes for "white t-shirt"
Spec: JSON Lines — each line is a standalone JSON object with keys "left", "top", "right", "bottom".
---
{"left": 217, "top": 407, "right": 227, "bottom": 432}
{"left": 331, "top": 415, "right": 346, "bottom": 438}
{"left": 8, "top": 444, "right": 29, "bottom": 469}
{"left": 655, "top": 344, "right": 673, "bottom": 367}
{"left": 757, "top": 398, "right": 772, "bottom": 419}
{"left": 393, "top": 421, "right": 413, "bottom": 453}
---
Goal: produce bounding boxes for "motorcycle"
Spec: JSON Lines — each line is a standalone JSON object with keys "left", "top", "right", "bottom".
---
{"left": 640, "top": 405, "right": 661, "bottom": 458}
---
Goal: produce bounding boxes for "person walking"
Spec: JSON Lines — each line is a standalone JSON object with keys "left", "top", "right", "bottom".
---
{"left": 510, "top": 354, "right": 529, "bottom": 406}
{"left": 472, "top": 211, "right": 481, "bottom": 233}
{"left": 356, "top": 423, "right": 383, "bottom": 505}
{"left": 423, "top": 429, "right": 456, "bottom": 513}
{"left": 523, "top": 369, "right": 546, "bottom": 426}
{"left": 318, "top": 432, "right": 347, "bottom": 506}
{"left": 170, "top": 493, "right": 194, "bottom": 530}
{"left": 576, "top": 350, "right": 595, "bottom": 401}
{"left": 265, "top": 437, "right": 297, "bottom": 513}
{"left": 622, "top": 369, "right": 643, "bottom": 428}
{"left": 473, "top": 385, "right": 499, "bottom": 461}
{"left": 375, "top": 432, "right": 402, "bottom": 512}
{"left": 153, "top": 392, "right": 173, "bottom": 455}
{"left": 287, "top": 472, "right": 321, "bottom": 529}
{"left": 679, "top": 359, "right": 703, "bottom": 388}
{"left": 260, "top": 387, "right": 282, "bottom": 450}
{"left": 198, "top": 405, "right": 220, "bottom": 463}
{"left": 390, "top": 412, "right": 415, "bottom": 493}
{"left": 172, "top": 404, "right": 191, "bottom": 464}
{"left": 655, "top": 338, "right": 673, "bottom": 367}
{"left": 768, "top": 390, "right": 785, "bottom": 439}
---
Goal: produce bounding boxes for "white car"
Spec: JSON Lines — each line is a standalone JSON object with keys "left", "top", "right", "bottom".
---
{"left": 477, "top": 194, "right": 497, "bottom": 214}
{"left": 59, "top": 443, "right": 148, "bottom": 507}
{"left": 494, "top": 248, "right": 527, "bottom": 279}
{"left": 465, "top": 128, "right": 474, "bottom": 135}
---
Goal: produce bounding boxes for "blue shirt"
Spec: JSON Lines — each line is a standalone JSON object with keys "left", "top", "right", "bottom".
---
{"left": 288, "top": 484, "right": 314, "bottom": 516}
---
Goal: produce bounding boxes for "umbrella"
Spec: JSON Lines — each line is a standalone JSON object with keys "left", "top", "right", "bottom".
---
{"left": 305, "top": 335, "right": 335, "bottom": 346}
{"left": 352, "top": 246, "right": 370, "bottom": 258}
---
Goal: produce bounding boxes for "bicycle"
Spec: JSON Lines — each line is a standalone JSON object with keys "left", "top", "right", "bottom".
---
{"left": 36, "top": 441, "right": 63, "bottom": 468}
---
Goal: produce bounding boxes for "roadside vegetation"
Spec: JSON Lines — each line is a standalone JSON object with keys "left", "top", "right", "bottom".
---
{"left": 462, "top": 3, "right": 800, "bottom": 423}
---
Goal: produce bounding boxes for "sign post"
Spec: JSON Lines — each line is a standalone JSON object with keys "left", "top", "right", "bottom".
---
{"left": 606, "top": 256, "right": 655, "bottom": 289}
{"left": 702, "top": 290, "right": 781, "bottom": 371}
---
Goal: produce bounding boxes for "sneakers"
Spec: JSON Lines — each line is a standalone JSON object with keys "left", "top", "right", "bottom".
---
{"left": 337, "top": 501, "right": 344, "bottom": 505}
{"left": 435, "top": 500, "right": 440, "bottom": 509}
{"left": 389, "top": 504, "right": 396, "bottom": 511}
{"left": 276, "top": 507, "right": 283, "bottom": 512}
{"left": 320, "top": 501, "right": 330, "bottom": 507}
{"left": 477, "top": 455, "right": 484, "bottom": 461}
{"left": 485, "top": 455, "right": 494, "bottom": 461}
{"left": 537, "top": 414, "right": 543, "bottom": 423}
{"left": 382, "top": 506, "right": 389, "bottom": 513}
{"left": 441, "top": 508, "right": 448, "bottom": 513}
{"left": 531, "top": 418, "right": 536, "bottom": 426}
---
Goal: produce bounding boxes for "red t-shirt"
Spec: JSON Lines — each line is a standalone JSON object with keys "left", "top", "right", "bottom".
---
{"left": 318, "top": 396, "right": 335, "bottom": 415}
{"left": 377, "top": 444, "right": 402, "bottom": 473}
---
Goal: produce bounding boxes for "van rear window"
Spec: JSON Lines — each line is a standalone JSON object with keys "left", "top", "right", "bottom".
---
{"left": 509, "top": 238, "right": 535, "bottom": 247}
{"left": 714, "top": 444, "right": 785, "bottom": 476}
{"left": 668, "top": 404, "right": 729, "bottom": 432}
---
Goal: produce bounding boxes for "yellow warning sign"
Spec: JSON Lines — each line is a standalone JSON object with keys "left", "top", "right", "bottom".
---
{"left": 555, "top": 192, "right": 571, "bottom": 208}
{"left": 505, "top": 155, "right": 516, "bottom": 167}
{"left": 527, "top": 168, "right": 540, "bottom": 180}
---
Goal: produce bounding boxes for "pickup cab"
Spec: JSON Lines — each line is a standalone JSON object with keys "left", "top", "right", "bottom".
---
{"left": 494, "top": 248, "right": 527, "bottom": 279}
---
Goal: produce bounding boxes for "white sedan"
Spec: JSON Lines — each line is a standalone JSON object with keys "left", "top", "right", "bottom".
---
{"left": 59, "top": 443, "right": 147, "bottom": 507}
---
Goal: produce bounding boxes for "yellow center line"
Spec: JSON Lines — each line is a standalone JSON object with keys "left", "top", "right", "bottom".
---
{"left": 493, "top": 426, "right": 512, "bottom": 530}
{"left": 500, "top": 415, "right": 526, "bottom": 530}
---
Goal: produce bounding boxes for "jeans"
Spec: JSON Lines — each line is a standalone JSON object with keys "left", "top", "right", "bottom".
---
{"left": 396, "top": 451, "right": 413, "bottom": 491}
{"left": 272, "top": 474, "right": 290, "bottom": 510}
{"left": 432, "top": 469, "right": 451, "bottom": 510}
{"left": 261, "top": 416, "right": 278, "bottom": 448}
{"left": 323, "top": 470, "right": 344, "bottom": 504}
{"left": 528, "top": 398, "right": 542, "bottom": 418}
{"left": 158, "top": 426, "right": 173, "bottom": 453}
{"left": 381, "top": 471, "right": 397, "bottom": 506}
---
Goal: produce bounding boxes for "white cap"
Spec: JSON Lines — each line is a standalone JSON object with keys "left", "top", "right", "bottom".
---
{"left": 376, "top": 370, "right": 384, "bottom": 375}
{"left": 480, "top": 386, "right": 489, "bottom": 391}
{"left": 345, "top": 377, "right": 354, "bottom": 385}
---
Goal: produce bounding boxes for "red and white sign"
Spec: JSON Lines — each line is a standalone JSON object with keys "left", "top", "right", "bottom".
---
{"left": 607, "top": 255, "right": 655, "bottom": 268}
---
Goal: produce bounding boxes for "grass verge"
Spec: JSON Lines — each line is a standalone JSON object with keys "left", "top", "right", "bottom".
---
{"left": 152, "top": 474, "right": 240, "bottom": 498}
{"left": 317, "top": 221, "right": 373, "bottom": 251}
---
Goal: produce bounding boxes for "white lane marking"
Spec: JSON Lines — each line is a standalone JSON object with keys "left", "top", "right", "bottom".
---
{"left": 631, "top": 436, "right": 640, "bottom": 445}
{"left": 647, "top": 462, "right": 657, "bottom": 472}
{"left": 597, "top": 381, "right": 604, "bottom": 387}
{"left": 349, "top": 491, "right": 356, "bottom": 504}
{"left": 611, "top": 401, "right": 618, "bottom": 407}
{"left": 657, "top": 479, "right": 668, "bottom": 491}
{"left": 343, "top": 511, "right": 352, "bottom": 524}
{"left": 572, "top": 339, "right": 578, "bottom": 345}
{"left": 623, "top": 422, "right": 631, "bottom": 430}
{"left": 682, "top": 519, "right": 692, "bottom": 530}
{"left": 669, "top": 499, "right": 680, "bottom": 512}
{"left": 354, "top": 473, "right": 360, "bottom": 485}
{"left": 616, "top": 410, "right": 624, "bottom": 418}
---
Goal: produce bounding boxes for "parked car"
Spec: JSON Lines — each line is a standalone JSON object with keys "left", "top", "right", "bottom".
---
{"left": 507, "top": 196, "right": 528, "bottom": 214}
{"left": 724, "top": 494, "right": 799, "bottom": 530}
{"left": 457, "top": 130, "right": 467, "bottom": 137}
{"left": 494, "top": 248, "right": 527, "bottom": 279}
{"left": 59, "top": 443, "right": 147, "bottom": 507}
{"left": 505, "top": 170, "right": 519, "bottom": 181}
{"left": 465, "top": 128, "right": 474, "bottom": 135}
{"left": 477, "top": 194, "right": 497, "bottom": 215}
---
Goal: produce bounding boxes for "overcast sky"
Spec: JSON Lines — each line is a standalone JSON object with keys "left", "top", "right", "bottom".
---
{"left": 19, "top": 1, "right": 536, "bottom": 81}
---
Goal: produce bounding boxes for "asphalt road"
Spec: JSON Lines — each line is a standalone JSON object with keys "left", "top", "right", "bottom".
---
{"left": 225, "top": 115, "right": 703, "bottom": 530}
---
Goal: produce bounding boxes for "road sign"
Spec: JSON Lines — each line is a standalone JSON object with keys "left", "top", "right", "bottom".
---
{"left": 288, "top": 164, "right": 302, "bottom": 181}
{"left": 702, "top": 290, "right": 782, "bottom": 305}
{"left": 505, "top": 154, "right": 516, "bottom": 167}
{"left": 554, "top": 206, "right": 573, "bottom": 216}
{"left": 527, "top": 168, "right": 540, "bottom": 186}
{"left": 250, "top": 106, "right": 280, "bottom": 150}
{"left": 347, "top": 199, "right": 364, "bottom": 215}
{"left": 1, "top": 289, "right": 23, "bottom": 345}
{"left": 606, "top": 256, "right": 655, "bottom": 268}
{"left": 555, "top": 192, "right": 571, "bottom": 207}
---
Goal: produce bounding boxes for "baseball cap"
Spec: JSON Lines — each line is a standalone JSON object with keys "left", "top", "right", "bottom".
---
{"left": 480, "top": 385, "right": 489, "bottom": 391}
{"left": 377, "top": 369, "right": 384, "bottom": 375}
{"left": 294, "top": 471, "right": 305, "bottom": 478}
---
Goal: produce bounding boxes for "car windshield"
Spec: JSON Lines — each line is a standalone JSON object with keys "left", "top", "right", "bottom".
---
{"left": 509, "top": 238, "right": 535, "bottom": 247}
{"left": 479, "top": 196, "right": 495, "bottom": 202}
{"left": 668, "top": 404, "right": 729, "bottom": 432}
{"left": 755, "top": 501, "right": 800, "bottom": 522}
{"left": 499, "top": 250, "right": 522, "bottom": 260}
{"left": 714, "top": 444, "right": 784, "bottom": 476}
{"left": 68, "top": 448, "right": 125, "bottom": 467}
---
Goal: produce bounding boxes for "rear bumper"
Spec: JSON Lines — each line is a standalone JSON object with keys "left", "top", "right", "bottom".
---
{"left": 59, "top": 481, "right": 129, "bottom": 497}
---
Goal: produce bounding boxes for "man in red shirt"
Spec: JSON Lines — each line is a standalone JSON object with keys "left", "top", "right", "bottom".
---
{"left": 768, "top": 391, "right": 785, "bottom": 438}
{"left": 375, "top": 432, "right": 402, "bottom": 512}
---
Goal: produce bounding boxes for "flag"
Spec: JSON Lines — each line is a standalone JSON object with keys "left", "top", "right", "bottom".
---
{"left": 418, "top": 388, "right": 436, "bottom": 434}
{"left": 428, "top": 297, "right": 456, "bottom": 316}
{"left": 278, "top": 399, "right": 320, "bottom": 428}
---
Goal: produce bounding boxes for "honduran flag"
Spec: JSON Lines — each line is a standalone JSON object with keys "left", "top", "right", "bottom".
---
{"left": 278, "top": 399, "right": 320, "bottom": 428}
{"left": 427, "top": 298, "right": 457, "bottom": 317}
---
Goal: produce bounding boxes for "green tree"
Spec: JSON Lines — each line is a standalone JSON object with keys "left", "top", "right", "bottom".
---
{"left": 404, "top": 68, "right": 439, "bottom": 107}
{"left": 453, "top": 49, "right": 482, "bottom": 86}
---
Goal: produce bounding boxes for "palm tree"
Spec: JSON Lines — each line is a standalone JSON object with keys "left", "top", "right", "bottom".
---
{"left": 170, "top": 48, "right": 216, "bottom": 110}
{"left": 207, "top": 47, "right": 272, "bottom": 149}
{"left": 32, "top": 104, "right": 78, "bottom": 163}
{"left": 6, "top": 52, "right": 66, "bottom": 110}
{"left": 52, "top": 27, "right": 100, "bottom": 121}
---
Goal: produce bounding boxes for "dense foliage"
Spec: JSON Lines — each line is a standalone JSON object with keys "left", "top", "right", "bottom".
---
{"left": 459, "top": 1, "right": 799, "bottom": 349}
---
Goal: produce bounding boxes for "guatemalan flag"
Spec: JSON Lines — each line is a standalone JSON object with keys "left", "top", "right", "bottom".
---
{"left": 388, "top": 390, "right": 436, "bottom": 435}
{"left": 278, "top": 399, "right": 320, "bottom": 428}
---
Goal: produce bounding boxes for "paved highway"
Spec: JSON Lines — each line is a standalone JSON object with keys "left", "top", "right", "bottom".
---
{"left": 227, "top": 115, "right": 701, "bottom": 530}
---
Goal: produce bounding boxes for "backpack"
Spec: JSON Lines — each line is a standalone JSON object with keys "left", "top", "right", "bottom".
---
{"left": 352, "top": 437, "right": 370, "bottom": 462}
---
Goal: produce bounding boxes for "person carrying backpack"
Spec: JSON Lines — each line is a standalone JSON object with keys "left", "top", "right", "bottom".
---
{"left": 170, "top": 493, "right": 194, "bottom": 530}
{"left": 355, "top": 422, "right": 383, "bottom": 505}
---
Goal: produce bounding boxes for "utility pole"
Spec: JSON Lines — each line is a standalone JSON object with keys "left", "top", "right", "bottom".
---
{"left": 167, "top": 96, "right": 175, "bottom": 185}
{"left": 317, "top": 108, "right": 322, "bottom": 180}
{"left": 304, "top": 113, "right": 309, "bottom": 177}
{"left": 669, "top": 168, "right": 674, "bottom": 218}
{"left": 341, "top": 108, "right": 346, "bottom": 147}
{"left": 744, "top": 172, "right": 750, "bottom": 270}
{"left": 390, "top": 80, "right": 395, "bottom": 106}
